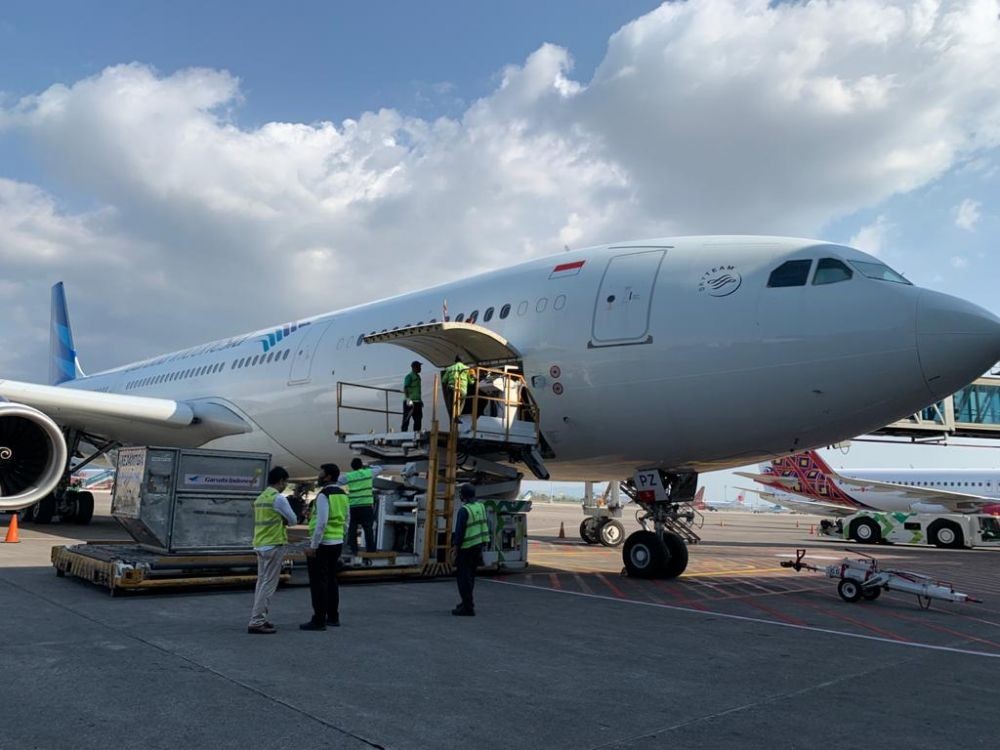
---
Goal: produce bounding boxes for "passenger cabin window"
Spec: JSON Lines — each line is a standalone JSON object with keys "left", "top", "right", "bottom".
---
{"left": 767, "top": 260, "right": 812, "bottom": 288}
{"left": 848, "top": 260, "right": 911, "bottom": 285}
{"left": 813, "top": 258, "right": 853, "bottom": 285}
{"left": 455, "top": 313, "right": 465, "bottom": 322}
{"left": 499, "top": 304, "right": 511, "bottom": 319}
{"left": 483, "top": 307, "right": 494, "bottom": 322}
{"left": 468, "top": 310, "right": 479, "bottom": 323}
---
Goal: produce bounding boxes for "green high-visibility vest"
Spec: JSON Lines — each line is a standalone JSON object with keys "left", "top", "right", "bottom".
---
{"left": 443, "top": 362, "right": 472, "bottom": 394}
{"left": 343, "top": 467, "right": 375, "bottom": 507}
{"left": 308, "top": 488, "right": 349, "bottom": 543}
{"left": 404, "top": 371, "right": 422, "bottom": 401}
{"left": 253, "top": 487, "right": 287, "bottom": 547}
{"left": 461, "top": 501, "right": 489, "bottom": 549}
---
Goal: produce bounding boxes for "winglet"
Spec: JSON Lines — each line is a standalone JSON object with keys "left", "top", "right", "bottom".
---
{"left": 49, "top": 282, "right": 85, "bottom": 385}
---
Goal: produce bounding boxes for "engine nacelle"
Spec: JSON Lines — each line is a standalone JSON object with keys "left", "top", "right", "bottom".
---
{"left": 0, "top": 402, "right": 68, "bottom": 511}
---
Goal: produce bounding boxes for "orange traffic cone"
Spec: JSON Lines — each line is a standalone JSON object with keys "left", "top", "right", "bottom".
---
{"left": 558, "top": 522, "right": 566, "bottom": 539}
{"left": 4, "top": 513, "right": 20, "bottom": 544}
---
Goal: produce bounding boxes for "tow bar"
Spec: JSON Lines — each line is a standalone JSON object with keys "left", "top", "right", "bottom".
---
{"left": 781, "top": 549, "right": 982, "bottom": 610}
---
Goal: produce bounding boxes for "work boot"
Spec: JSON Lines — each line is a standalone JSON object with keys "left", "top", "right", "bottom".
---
{"left": 451, "top": 606, "right": 475, "bottom": 617}
{"left": 299, "top": 620, "right": 327, "bottom": 631}
{"left": 247, "top": 623, "right": 277, "bottom": 634}
{"left": 327, "top": 615, "right": 341, "bottom": 627}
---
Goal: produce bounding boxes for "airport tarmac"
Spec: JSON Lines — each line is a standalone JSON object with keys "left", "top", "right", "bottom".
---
{"left": 2, "top": 499, "right": 999, "bottom": 749}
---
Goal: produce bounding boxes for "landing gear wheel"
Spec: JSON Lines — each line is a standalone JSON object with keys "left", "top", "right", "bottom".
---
{"left": 34, "top": 495, "right": 56, "bottom": 524}
{"left": 580, "top": 518, "right": 599, "bottom": 545}
{"left": 850, "top": 518, "right": 881, "bottom": 545}
{"left": 838, "top": 579, "right": 863, "bottom": 603}
{"left": 622, "top": 531, "right": 667, "bottom": 578}
{"left": 71, "top": 491, "right": 94, "bottom": 525}
{"left": 659, "top": 532, "right": 689, "bottom": 578}
{"left": 598, "top": 520, "right": 624, "bottom": 547}
{"left": 862, "top": 587, "right": 882, "bottom": 601}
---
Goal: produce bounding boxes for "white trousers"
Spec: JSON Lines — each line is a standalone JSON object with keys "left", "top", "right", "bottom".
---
{"left": 248, "top": 547, "right": 285, "bottom": 627}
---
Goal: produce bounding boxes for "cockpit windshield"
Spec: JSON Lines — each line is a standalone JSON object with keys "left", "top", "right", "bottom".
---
{"left": 848, "top": 260, "right": 911, "bottom": 285}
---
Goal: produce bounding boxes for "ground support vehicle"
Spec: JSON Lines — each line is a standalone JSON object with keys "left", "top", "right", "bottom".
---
{"left": 820, "top": 510, "right": 1000, "bottom": 549}
{"left": 781, "top": 549, "right": 981, "bottom": 609}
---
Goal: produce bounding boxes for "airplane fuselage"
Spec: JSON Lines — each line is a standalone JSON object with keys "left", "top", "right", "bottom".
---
{"left": 60, "top": 236, "right": 1000, "bottom": 480}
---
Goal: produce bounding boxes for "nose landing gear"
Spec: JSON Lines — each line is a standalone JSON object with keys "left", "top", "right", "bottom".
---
{"left": 620, "top": 470, "right": 698, "bottom": 579}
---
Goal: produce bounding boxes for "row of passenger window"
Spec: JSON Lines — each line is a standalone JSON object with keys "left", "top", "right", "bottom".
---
{"left": 896, "top": 480, "right": 993, "bottom": 488}
{"left": 335, "top": 294, "right": 567, "bottom": 351}
{"left": 767, "top": 258, "right": 911, "bottom": 288}
{"left": 123, "top": 349, "right": 291, "bottom": 390}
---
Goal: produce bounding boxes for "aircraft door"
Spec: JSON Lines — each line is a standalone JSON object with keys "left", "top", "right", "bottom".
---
{"left": 591, "top": 249, "right": 666, "bottom": 346}
{"left": 287, "top": 321, "right": 333, "bottom": 384}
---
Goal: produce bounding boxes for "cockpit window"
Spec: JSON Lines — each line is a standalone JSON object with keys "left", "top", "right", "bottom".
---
{"left": 767, "top": 260, "right": 812, "bottom": 288}
{"left": 848, "top": 260, "right": 911, "bottom": 285}
{"left": 812, "top": 258, "right": 853, "bottom": 285}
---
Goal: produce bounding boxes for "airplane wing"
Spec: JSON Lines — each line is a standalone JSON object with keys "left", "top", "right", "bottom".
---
{"left": 733, "top": 486, "right": 854, "bottom": 515}
{"left": 733, "top": 471, "right": 799, "bottom": 488}
{"left": 831, "top": 475, "right": 994, "bottom": 513}
{"left": 0, "top": 379, "right": 251, "bottom": 447}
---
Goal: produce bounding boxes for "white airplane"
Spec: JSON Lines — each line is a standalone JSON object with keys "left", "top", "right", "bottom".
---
{"left": 737, "top": 450, "right": 1000, "bottom": 515}
{"left": 2, "top": 235, "right": 999, "bottom": 575}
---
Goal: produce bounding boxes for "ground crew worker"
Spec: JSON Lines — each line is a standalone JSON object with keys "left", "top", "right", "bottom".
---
{"left": 402, "top": 360, "right": 423, "bottom": 431}
{"left": 442, "top": 355, "right": 473, "bottom": 419}
{"left": 340, "top": 457, "right": 382, "bottom": 554}
{"left": 248, "top": 466, "right": 296, "bottom": 634}
{"left": 451, "top": 483, "right": 489, "bottom": 616}
{"left": 300, "top": 463, "right": 349, "bottom": 631}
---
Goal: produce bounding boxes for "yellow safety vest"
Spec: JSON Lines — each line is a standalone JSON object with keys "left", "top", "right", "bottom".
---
{"left": 343, "top": 468, "right": 375, "bottom": 507}
{"left": 253, "top": 487, "right": 287, "bottom": 547}
{"left": 443, "top": 362, "right": 472, "bottom": 393}
{"left": 461, "top": 501, "right": 489, "bottom": 549}
{"left": 308, "top": 488, "right": 349, "bottom": 543}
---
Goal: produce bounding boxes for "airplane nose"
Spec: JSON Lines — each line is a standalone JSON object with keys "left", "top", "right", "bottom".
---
{"left": 916, "top": 290, "right": 1000, "bottom": 400}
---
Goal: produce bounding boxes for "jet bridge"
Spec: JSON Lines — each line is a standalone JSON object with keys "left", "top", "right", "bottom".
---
{"left": 872, "top": 373, "right": 1000, "bottom": 441}
{"left": 333, "top": 322, "right": 546, "bottom": 576}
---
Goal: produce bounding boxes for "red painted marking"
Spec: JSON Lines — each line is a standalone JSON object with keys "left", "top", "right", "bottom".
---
{"left": 651, "top": 579, "right": 709, "bottom": 610}
{"left": 799, "top": 599, "right": 909, "bottom": 641}
{"left": 595, "top": 573, "right": 628, "bottom": 599}
{"left": 880, "top": 610, "right": 1000, "bottom": 651}
{"left": 573, "top": 573, "right": 595, "bottom": 595}
{"left": 743, "top": 598, "right": 808, "bottom": 626}
{"left": 552, "top": 260, "right": 585, "bottom": 273}
{"left": 548, "top": 573, "right": 562, "bottom": 590}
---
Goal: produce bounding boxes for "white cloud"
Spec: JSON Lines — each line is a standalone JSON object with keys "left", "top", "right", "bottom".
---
{"left": 848, "top": 215, "right": 894, "bottom": 256}
{"left": 951, "top": 255, "right": 970, "bottom": 269}
{"left": 954, "top": 197, "right": 982, "bottom": 230}
{"left": 2, "top": 0, "right": 1000, "bottom": 379}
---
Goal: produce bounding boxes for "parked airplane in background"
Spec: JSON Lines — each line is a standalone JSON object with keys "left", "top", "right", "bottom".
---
{"left": 2, "top": 235, "right": 1000, "bottom": 575}
{"left": 737, "top": 450, "right": 1000, "bottom": 515}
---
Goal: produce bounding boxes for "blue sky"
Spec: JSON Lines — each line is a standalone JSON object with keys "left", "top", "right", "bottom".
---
{"left": 2, "top": 0, "right": 1000, "bottom": 496}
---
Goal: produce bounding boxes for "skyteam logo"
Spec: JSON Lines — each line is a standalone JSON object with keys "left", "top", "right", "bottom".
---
{"left": 698, "top": 265, "right": 742, "bottom": 297}
{"left": 256, "top": 321, "right": 310, "bottom": 352}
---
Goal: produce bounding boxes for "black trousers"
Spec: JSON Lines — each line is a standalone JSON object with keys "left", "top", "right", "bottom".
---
{"left": 402, "top": 400, "right": 423, "bottom": 431}
{"left": 455, "top": 545, "right": 482, "bottom": 611}
{"left": 443, "top": 386, "right": 467, "bottom": 419}
{"left": 306, "top": 543, "right": 342, "bottom": 622}
{"left": 348, "top": 505, "right": 377, "bottom": 553}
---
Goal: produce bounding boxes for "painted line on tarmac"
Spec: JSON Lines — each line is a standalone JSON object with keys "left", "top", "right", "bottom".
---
{"left": 486, "top": 578, "right": 1000, "bottom": 660}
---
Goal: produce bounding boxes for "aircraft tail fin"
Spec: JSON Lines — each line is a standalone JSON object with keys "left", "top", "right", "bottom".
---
{"left": 692, "top": 486, "right": 706, "bottom": 510}
{"left": 762, "top": 450, "right": 859, "bottom": 508}
{"left": 49, "top": 282, "right": 86, "bottom": 385}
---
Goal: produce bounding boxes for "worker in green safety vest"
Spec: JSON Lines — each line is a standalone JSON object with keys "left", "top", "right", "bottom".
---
{"left": 339, "top": 457, "right": 382, "bottom": 555}
{"left": 451, "top": 483, "right": 490, "bottom": 617}
{"left": 300, "top": 463, "right": 350, "bottom": 631}
{"left": 442, "top": 355, "right": 473, "bottom": 419}
{"left": 402, "top": 360, "right": 424, "bottom": 431}
{"left": 248, "top": 466, "right": 297, "bottom": 634}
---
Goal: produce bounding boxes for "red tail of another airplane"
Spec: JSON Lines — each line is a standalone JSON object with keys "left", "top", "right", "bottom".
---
{"left": 691, "top": 486, "right": 706, "bottom": 510}
{"left": 761, "top": 450, "right": 861, "bottom": 509}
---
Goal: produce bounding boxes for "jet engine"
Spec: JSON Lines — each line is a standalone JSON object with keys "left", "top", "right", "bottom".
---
{"left": 0, "top": 402, "right": 67, "bottom": 511}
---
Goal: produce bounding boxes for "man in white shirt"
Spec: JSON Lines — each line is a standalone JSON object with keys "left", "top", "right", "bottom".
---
{"left": 300, "top": 464, "right": 350, "bottom": 631}
{"left": 248, "top": 466, "right": 298, "bottom": 634}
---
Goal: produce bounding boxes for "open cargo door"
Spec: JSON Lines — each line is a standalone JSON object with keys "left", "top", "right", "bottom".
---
{"left": 363, "top": 322, "right": 521, "bottom": 368}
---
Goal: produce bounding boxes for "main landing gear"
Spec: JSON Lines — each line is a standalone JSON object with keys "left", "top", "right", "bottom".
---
{"left": 19, "top": 430, "right": 116, "bottom": 526}
{"left": 619, "top": 470, "right": 698, "bottom": 579}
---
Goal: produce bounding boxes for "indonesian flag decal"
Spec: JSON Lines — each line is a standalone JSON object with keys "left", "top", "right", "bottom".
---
{"left": 549, "top": 259, "right": 585, "bottom": 279}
